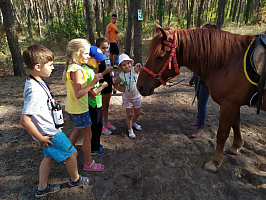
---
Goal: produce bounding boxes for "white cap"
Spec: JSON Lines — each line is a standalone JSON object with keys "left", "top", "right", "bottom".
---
{"left": 118, "top": 53, "right": 134, "bottom": 67}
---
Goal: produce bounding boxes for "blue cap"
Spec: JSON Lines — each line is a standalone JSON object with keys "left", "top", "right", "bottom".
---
{"left": 89, "top": 46, "right": 107, "bottom": 61}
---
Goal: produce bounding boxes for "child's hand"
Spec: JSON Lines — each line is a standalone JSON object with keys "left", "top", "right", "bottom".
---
{"left": 39, "top": 136, "right": 54, "bottom": 148}
{"left": 88, "top": 90, "right": 96, "bottom": 98}
{"left": 134, "top": 63, "right": 142, "bottom": 73}
{"left": 94, "top": 73, "right": 103, "bottom": 82}
{"left": 104, "top": 66, "right": 113, "bottom": 74}
{"left": 102, "top": 81, "right": 108, "bottom": 89}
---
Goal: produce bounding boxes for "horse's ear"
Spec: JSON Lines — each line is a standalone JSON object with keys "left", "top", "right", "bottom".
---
{"left": 155, "top": 24, "right": 167, "bottom": 39}
{"left": 155, "top": 24, "right": 162, "bottom": 34}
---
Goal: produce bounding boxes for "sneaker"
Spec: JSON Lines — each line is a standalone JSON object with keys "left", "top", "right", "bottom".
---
{"left": 91, "top": 147, "right": 105, "bottom": 155}
{"left": 35, "top": 184, "right": 60, "bottom": 198}
{"left": 112, "top": 64, "right": 118, "bottom": 68}
{"left": 68, "top": 176, "right": 90, "bottom": 187}
{"left": 128, "top": 130, "right": 136, "bottom": 138}
{"left": 102, "top": 126, "right": 112, "bottom": 135}
{"left": 190, "top": 128, "right": 204, "bottom": 138}
{"left": 132, "top": 123, "right": 142, "bottom": 131}
{"left": 106, "top": 122, "right": 116, "bottom": 131}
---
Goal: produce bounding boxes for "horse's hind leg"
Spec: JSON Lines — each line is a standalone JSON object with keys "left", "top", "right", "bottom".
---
{"left": 226, "top": 109, "right": 244, "bottom": 155}
{"left": 204, "top": 105, "right": 240, "bottom": 173}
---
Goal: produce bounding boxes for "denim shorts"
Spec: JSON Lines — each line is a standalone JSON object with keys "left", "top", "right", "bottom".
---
{"left": 122, "top": 96, "right": 142, "bottom": 109}
{"left": 42, "top": 131, "right": 76, "bottom": 162}
{"left": 68, "top": 111, "right": 92, "bottom": 129}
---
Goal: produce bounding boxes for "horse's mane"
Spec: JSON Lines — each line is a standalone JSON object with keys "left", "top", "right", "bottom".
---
{"left": 148, "top": 28, "right": 256, "bottom": 76}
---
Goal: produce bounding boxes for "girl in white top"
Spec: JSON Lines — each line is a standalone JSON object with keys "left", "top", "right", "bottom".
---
{"left": 114, "top": 54, "right": 142, "bottom": 138}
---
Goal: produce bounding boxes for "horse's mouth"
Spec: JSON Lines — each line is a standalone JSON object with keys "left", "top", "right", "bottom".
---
{"left": 138, "top": 85, "right": 154, "bottom": 96}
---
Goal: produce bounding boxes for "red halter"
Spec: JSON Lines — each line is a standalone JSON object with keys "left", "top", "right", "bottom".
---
{"left": 142, "top": 31, "right": 180, "bottom": 85}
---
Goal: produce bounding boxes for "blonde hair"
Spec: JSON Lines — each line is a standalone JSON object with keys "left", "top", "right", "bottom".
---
{"left": 62, "top": 39, "right": 91, "bottom": 82}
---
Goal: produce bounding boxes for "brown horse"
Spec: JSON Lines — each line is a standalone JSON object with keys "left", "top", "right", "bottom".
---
{"left": 137, "top": 24, "right": 266, "bottom": 173}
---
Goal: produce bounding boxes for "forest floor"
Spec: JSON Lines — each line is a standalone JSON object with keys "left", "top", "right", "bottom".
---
{"left": 0, "top": 25, "right": 266, "bottom": 199}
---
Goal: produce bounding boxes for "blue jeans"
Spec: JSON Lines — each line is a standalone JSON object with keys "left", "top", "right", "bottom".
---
{"left": 195, "top": 80, "right": 210, "bottom": 129}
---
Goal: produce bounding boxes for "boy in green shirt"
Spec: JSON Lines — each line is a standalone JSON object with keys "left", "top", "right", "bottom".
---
{"left": 82, "top": 46, "right": 108, "bottom": 155}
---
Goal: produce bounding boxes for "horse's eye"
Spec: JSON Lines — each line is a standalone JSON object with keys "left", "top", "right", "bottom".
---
{"left": 156, "top": 55, "right": 164, "bottom": 60}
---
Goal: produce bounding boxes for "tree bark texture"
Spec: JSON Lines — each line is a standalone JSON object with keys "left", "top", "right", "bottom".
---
{"left": 0, "top": 0, "right": 25, "bottom": 76}
{"left": 84, "top": 0, "right": 95, "bottom": 45}
{"left": 125, "top": 0, "right": 133, "bottom": 56}
{"left": 216, "top": 0, "right": 226, "bottom": 29}
{"left": 133, "top": 0, "right": 142, "bottom": 63}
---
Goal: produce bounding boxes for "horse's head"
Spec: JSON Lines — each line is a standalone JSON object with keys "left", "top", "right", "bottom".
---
{"left": 137, "top": 24, "right": 178, "bottom": 96}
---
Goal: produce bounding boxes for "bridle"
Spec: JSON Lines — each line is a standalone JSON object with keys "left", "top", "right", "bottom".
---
{"left": 142, "top": 30, "right": 180, "bottom": 85}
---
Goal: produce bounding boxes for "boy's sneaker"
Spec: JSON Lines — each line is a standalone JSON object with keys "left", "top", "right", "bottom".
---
{"left": 132, "top": 123, "right": 142, "bottom": 131}
{"left": 102, "top": 126, "right": 112, "bottom": 135}
{"left": 68, "top": 176, "right": 90, "bottom": 187}
{"left": 35, "top": 184, "right": 60, "bottom": 198}
{"left": 91, "top": 147, "right": 105, "bottom": 155}
{"left": 128, "top": 130, "right": 136, "bottom": 139}
{"left": 106, "top": 122, "right": 116, "bottom": 131}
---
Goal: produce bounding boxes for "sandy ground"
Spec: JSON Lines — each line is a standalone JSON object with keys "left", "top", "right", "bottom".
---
{"left": 0, "top": 59, "right": 265, "bottom": 200}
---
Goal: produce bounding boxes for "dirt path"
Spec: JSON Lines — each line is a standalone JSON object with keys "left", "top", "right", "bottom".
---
{"left": 0, "top": 62, "right": 265, "bottom": 200}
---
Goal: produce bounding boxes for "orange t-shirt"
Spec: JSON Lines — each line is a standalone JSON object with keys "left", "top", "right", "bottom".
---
{"left": 106, "top": 23, "right": 118, "bottom": 43}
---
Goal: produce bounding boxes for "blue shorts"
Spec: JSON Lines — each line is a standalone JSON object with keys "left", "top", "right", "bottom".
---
{"left": 68, "top": 111, "right": 92, "bottom": 129}
{"left": 41, "top": 131, "right": 76, "bottom": 162}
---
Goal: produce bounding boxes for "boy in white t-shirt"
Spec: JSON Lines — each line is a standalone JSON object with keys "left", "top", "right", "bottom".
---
{"left": 20, "top": 45, "right": 90, "bottom": 198}
{"left": 114, "top": 54, "right": 142, "bottom": 138}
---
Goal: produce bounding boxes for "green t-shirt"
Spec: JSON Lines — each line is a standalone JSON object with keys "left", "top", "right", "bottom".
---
{"left": 82, "top": 65, "right": 102, "bottom": 108}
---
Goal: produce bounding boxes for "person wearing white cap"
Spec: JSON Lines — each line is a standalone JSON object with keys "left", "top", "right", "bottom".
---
{"left": 114, "top": 53, "right": 142, "bottom": 138}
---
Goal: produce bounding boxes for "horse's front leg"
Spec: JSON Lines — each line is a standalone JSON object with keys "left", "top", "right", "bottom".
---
{"left": 226, "top": 109, "right": 243, "bottom": 155}
{"left": 204, "top": 105, "right": 240, "bottom": 173}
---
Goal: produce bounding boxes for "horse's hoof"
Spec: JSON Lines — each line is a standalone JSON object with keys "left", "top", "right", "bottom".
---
{"left": 203, "top": 161, "right": 218, "bottom": 173}
{"left": 226, "top": 147, "right": 240, "bottom": 155}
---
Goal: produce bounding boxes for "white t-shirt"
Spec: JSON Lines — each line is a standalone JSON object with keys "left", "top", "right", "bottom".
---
{"left": 22, "top": 78, "right": 61, "bottom": 140}
{"left": 119, "top": 67, "right": 141, "bottom": 99}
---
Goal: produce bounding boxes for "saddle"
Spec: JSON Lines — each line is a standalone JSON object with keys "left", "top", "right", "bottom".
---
{"left": 245, "top": 34, "right": 266, "bottom": 114}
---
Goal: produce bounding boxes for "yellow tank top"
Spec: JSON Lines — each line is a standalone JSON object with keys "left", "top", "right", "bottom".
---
{"left": 65, "top": 64, "right": 88, "bottom": 114}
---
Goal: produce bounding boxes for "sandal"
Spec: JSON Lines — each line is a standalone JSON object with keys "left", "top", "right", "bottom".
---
{"left": 83, "top": 160, "right": 104, "bottom": 172}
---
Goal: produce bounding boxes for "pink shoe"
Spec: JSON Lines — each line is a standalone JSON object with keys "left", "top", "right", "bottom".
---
{"left": 102, "top": 126, "right": 112, "bottom": 135}
{"left": 106, "top": 122, "right": 116, "bottom": 131}
{"left": 83, "top": 160, "right": 104, "bottom": 172}
{"left": 190, "top": 128, "right": 204, "bottom": 138}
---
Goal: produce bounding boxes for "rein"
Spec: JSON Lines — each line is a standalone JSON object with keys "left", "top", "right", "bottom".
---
{"left": 142, "top": 31, "right": 180, "bottom": 85}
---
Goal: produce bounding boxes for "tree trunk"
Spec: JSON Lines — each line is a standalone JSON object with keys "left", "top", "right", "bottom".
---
{"left": 0, "top": 0, "right": 25, "bottom": 76}
{"left": 167, "top": 0, "right": 173, "bottom": 26}
{"left": 27, "top": 0, "right": 33, "bottom": 38}
{"left": 232, "top": 0, "right": 238, "bottom": 22}
{"left": 84, "top": 0, "right": 95, "bottom": 45}
{"left": 133, "top": 0, "right": 142, "bottom": 63}
{"left": 216, "top": 0, "right": 226, "bottom": 29}
{"left": 125, "top": 0, "right": 133, "bottom": 56}
{"left": 56, "top": 0, "right": 61, "bottom": 25}
{"left": 229, "top": 0, "right": 235, "bottom": 18}
{"left": 244, "top": 0, "right": 252, "bottom": 24}
{"left": 236, "top": 0, "right": 242, "bottom": 24}
{"left": 158, "top": 0, "right": 164, "bottom": 26}
{"left": 196, "top": 0, "right": 204, "bottom": 28}
{"left": 94, "top": 0, "right": 101, "bottom": 37}
{"left": 187, "top": 0, "right": 195, "bottom": 29}
{"left": 101, "top": 0, "right": 106, "bottom": 36}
